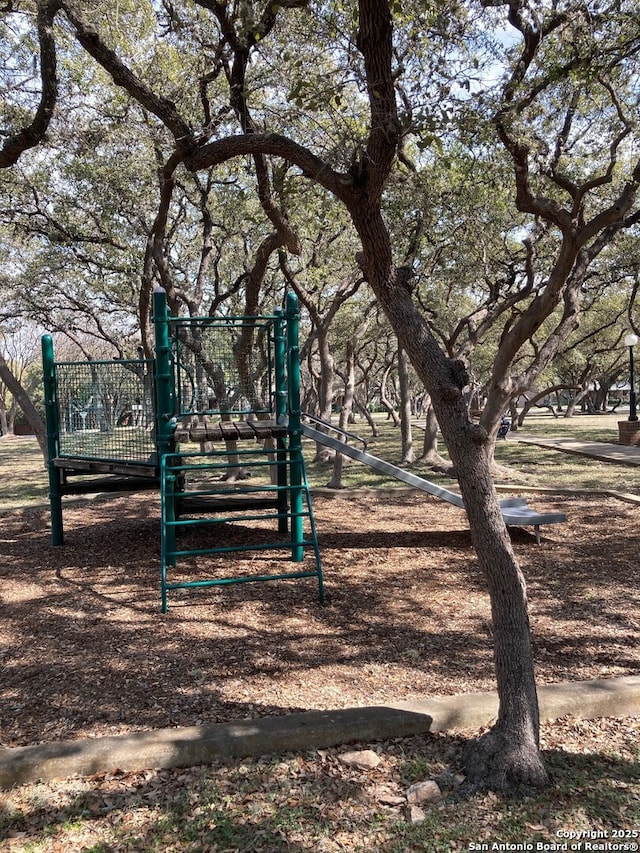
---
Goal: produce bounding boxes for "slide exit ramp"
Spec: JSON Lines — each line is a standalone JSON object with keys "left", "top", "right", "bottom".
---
{"left": 300, "top": 421, "right": 566, "bottom": 543}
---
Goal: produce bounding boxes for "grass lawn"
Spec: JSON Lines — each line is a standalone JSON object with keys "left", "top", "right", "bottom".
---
{"left": 2, "top": 412, "right": 638, "bottom": 511}
{"left": 303, "top": 412, "right": 640, "bottom": 497}
{"left": 0, "top": 437, "right": 49, "bottom": 508}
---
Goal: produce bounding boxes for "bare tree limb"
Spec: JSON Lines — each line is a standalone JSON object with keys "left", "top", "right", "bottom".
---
{"left": 0, "top": 0, "right": 61, "bottom": 168}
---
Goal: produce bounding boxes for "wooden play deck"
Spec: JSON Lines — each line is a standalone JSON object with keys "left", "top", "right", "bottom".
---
{"left": 173, "top": 418, "right": 289, "bottom": 444}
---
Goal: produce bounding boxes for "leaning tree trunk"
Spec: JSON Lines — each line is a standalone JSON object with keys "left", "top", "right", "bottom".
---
{"left": 416, "top": 397, "right": 452, "bottom": 473}
{"left": 0, "top": 355, "right": 47, "bottom": 458}
{"left": 565, "top": 384, "right": 591, "bottom": 417}
{"left": 564, "top": 396, "right": 578, "bottom": 417}
{"left": 379, "top": 363, "right": 400, "bottom": 426}
{"left": 450, "top": 438, "right": 547, "bottom": 792}
{"left": 0, "top": 406, "right": 9, "bottom": 436}
{"left": 412, "top": 331, "right": 546, "bottom": 793}
{"left": 354, "top": 397, "right": 379, "bottom": 437}
{"left": 518, "top": 392, "right": 559, "bottom": 426}
{"left": 351, "top": 205, "right": 548, "bottom": 793}
{"left": 313, "top": 327, "right": 336, "bottom": 463}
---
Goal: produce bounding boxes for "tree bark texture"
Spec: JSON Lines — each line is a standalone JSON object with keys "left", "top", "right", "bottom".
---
{"left": 327, "top": 341, "right": 356, "bottom": 489}
{"left": 417, "top": 400, "right": 452, "bottom": 473}
{"left": 350, "top": 204, "right": 547, "bottom": 792}
{"left": 312, "top": 329, "right": 336, "bottom": 463}
{"left": 379, "top": 363, "right": 400, "bottom": 426}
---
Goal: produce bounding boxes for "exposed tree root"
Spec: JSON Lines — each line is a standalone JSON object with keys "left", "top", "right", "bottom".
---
{"left": 416, "top": 452, "right": 456, "bottom": 477}
{"left": 220, "top": 468, "right": 252, "bottom": 482}
{"left": 489, "top": 461, "right": 523, "bottom": 480}
{"left": 316, "top": 447, "right": 335, "bottom": 464}
{"left": 459, "top": 725, "right": 549, "bottom": 796}
{"left": 325, "top": 480, "right": 345, "bottom": 489}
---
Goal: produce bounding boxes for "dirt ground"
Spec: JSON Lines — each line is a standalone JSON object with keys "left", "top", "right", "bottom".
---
{"left": 1, "top": 489, "right": 638, "bottom": 749}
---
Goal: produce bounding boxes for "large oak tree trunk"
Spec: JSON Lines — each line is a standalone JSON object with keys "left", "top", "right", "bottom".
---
{"left": 445, "top": 430, "right": 546, "bottom": 792}
{"left": 351, "top": 206, "right": 548, "bottom": 792}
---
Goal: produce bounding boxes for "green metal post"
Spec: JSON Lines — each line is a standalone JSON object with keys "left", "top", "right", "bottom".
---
{"left": 160, "top": 457, "right": 177, "bottom": 613}
{"left": 274, "top": 309, "right": 288, "bottom": 533}
{"left": 42, "top": 334, "right": 64, "bottom": 546}
{"left": 286, "top": 292, "right": 304, "bottom": 561}
{"left": 153, "top": 287, "right": 177, "bottom": 566}
{"left": 153, "top": 287, "right": 175, "bottom": 459}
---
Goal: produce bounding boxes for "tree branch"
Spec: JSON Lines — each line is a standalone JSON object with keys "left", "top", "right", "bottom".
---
{"left": 186, "top": 133, "right": 354, "bottom": 200}
{"left": 60, "top": 0, "right": 193, "bottom": 147}
{"left": 356, "top": 0, "right": 401, "bottom": 200}
{"left": 0, "top": 0, "right": 61, "bottom": 168}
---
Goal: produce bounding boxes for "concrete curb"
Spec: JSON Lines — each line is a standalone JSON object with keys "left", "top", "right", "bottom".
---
{"left": 393, "top": 674, "right": 640, "bottom": 731}
{"left": 1, "top": 676, "right": 638, "bottom": 790}
{"left": 0, "top": 707, "right": 432, "bottom": 790}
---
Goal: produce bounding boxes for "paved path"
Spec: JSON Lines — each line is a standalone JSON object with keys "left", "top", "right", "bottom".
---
{"left": 515, "top": 434, "right": 640, "bottom": 467}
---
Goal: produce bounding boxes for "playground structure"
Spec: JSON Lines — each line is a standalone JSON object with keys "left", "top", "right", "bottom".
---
{"left": 42, "top": 289, "right": 566, "bottom": 610}
{"left": 43, "top": 290, "right": 324, "bottom": 611}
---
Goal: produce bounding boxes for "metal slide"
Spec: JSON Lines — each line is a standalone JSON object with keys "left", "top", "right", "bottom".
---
{"left": 301, "top": 422, "right": 566, "bottom": 541}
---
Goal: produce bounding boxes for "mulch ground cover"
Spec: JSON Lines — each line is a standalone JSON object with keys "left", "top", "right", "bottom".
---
{"left": 1, "top": 489, "right": 637, "bottom": 748}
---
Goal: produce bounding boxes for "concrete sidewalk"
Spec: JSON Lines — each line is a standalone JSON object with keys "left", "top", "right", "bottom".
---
{"left": 1, "top": 675, "right": 638, "bottom": 789}
{"left": 515, "top": 434, "right": 640, "bottom": 467}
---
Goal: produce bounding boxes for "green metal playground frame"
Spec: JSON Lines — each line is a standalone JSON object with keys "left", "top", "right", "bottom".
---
{"left": 42, "top": 290, "right": 324, "bottom": 611}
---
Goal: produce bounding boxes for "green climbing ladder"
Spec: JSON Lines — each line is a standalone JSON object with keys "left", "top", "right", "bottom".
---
{"left": 154, "top": 288, "right": 324, "bottom": 612}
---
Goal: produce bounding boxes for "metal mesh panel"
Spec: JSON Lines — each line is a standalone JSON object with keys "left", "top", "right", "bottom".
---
{"left": 54, "top": 360, "right": 156, "bottom": 463}
{"left": 170, "top": 318, "right": 275, "bottom": 417}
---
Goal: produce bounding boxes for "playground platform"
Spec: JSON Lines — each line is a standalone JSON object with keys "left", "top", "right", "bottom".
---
{"left": 41, "top": 288, "right": 577, "bottom": 612}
